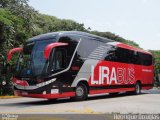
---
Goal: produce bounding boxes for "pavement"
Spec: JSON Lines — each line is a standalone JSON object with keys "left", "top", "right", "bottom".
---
{"left": 0, "top": 88, "right": 160, "bottom": 114}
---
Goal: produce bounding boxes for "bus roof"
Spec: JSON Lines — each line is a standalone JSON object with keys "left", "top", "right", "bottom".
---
{"left": 27, "top": 31, "right": 152, "bottom": 55}
{"left": 107, "top": 42, "right": 152, "bottom": 55}
{"left": 117, "top": 42, "right": 152, "bottom": 55}
{"left": 27, "top": 31, "right": 113, "bottom": 43}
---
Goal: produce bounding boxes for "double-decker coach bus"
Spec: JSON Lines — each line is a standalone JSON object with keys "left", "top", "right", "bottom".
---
{"left": 7, "top": 31, "right": 154, "bottom": 101}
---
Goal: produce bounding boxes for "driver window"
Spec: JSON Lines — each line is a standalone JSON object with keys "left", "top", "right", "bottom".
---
{"left": 53, "top": 49, "right": 66, "bottom": 70}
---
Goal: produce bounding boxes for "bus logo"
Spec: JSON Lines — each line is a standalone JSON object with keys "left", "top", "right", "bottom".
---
{"left": 91, "top": 66, "right": 135, "bottom": 85}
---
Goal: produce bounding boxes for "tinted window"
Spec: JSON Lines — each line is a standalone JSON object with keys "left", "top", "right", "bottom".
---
{"left": 105, "top": 45, "right": 117, "bottom": 61}
{"left": 52, "top": 49, "right": 66, "bottom": 70}
{"left": 48, "top": 36, "right": 78, "bottom": 72}
{"left": 115, "top": 48, "right": 141, "bottom": 64}
{"left": 77, "top": 37, "right": 104, "bottom": 59}
{"left": 139, "top": 53, "right": 152, "bottom": 66}
{"left": 115, "top": 47, "right": 129, "bottom": 63}
{"left": 23, "top": 42, "right": 34, "bottom": 54}
{"left": 32, "top": 40, "right": 53, "bottom": 75}
{"left": 105, "top": 46, "right": 152, "bottom": 66}
{"left": 58, "top": 36, "right": 78, "bottom": 63}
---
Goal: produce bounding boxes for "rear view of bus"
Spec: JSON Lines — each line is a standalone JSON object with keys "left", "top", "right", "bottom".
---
{"left": 8, "top": 31, "right": 154, "bottom": 101}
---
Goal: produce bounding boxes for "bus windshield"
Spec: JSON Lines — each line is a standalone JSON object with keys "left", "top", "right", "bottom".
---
{"left": 16, "top": 39, "right": 54, "bottom": 78}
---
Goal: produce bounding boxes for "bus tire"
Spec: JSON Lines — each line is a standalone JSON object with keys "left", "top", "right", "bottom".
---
{"left": 135, "top": 82, "right": 141, "bottom": 95}
{"left": 73, "top": 83, "right": 88, "bottom": 101}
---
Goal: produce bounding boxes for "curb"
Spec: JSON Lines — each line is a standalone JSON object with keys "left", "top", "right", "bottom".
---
{"left": 0, "top": 96, "right": 20, "bottom": 99}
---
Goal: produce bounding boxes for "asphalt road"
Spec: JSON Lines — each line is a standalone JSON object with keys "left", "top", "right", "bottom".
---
{"left": 0, "top": 88, "right": 160, "bottom": 114}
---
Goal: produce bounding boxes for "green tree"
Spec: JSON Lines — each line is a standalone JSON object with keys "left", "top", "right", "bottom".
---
{"left": 0, "top": 9, "right": 16, "bottom": 53}
{"left": 33, "top": 14, "right": 86, "bottom": 35}
{"left": 1, "top": 0, "right": 37, "bottom": 34}
{"left": 150, "top": 50, "right": 160, "bottom": 84}
{"left": 90, "top": 31, "right": 140, "bottom": 48}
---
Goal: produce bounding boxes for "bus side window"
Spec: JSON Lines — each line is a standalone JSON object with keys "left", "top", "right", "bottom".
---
{"left": 132, "top": 51, "right": 141, "bottom": 65}
{"left": 52, "top": 48, "right": 66, "bottom": 71}
{"left": 139, "top": 53, "right": 152, "bottom": 66}
{"left": 55, "top": 50, "right": 62, "bottom": 69}
{"left": 126, "top": 50, "right": 135, "bottom": 64}
{"left": 115, "top": 47, "right": 128, "bottom": 63}
{"left": 77, "top": 37, "right": 100, "bottom": 59}
{"left": 105, "top": 45, "right": 117, "bottom": 62}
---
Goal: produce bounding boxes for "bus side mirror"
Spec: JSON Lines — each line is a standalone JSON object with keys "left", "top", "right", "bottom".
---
{"left": 7, "top": 47, "right": 23, "bottom": 61}
{"left": 44, "top": 42, "right": 68, "bottom": 59}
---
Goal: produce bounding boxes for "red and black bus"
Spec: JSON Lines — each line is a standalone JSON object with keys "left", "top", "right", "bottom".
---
{"left": 8, "top": 31, "right": 154, "bottom": 101}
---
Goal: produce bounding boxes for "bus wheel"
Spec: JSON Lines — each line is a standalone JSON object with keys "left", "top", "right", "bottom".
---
{"left": 135, "top": 82, "right": 141, "bottom": 95}
{"left": 73, "top": 83, "right": 88, "bottom": 101}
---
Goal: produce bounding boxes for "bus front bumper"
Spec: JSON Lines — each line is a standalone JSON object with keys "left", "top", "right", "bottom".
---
{"left": 14, "top": 90, "right": 75, "bottom": 99}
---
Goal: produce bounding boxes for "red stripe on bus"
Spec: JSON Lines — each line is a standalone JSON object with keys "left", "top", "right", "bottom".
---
{"left": 89, "top": 88, "right": 135, "bottom": 95}
{"left": 14, "top": 91, "right": 75, "bottom": 99}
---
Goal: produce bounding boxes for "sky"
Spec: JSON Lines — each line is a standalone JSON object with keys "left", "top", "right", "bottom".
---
{"left": 29, "top": 0, "right": 160, "bottom": 50}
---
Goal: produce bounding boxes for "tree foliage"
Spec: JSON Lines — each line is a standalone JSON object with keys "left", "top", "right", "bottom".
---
{"left": 0, "top": 8, "right": 17, "bottom": 54}
{"left": 149, "top": 50, "right": 160, "bottom": 77}
{"left": 90, "top": 31, "right": 140, "bottom": 48}
{"left": 148, "top": 50, "right": 160, "bottom": 86}
{"left": 33, "top": 14, "right": 86, "bottom": 35}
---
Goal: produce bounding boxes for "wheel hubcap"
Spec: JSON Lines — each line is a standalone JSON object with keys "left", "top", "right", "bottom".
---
{"left": 136, "top": 84, "right": 140, "bottom": 94}
{"left": 76, "top": 87, "right": 84, "bottom": 97}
